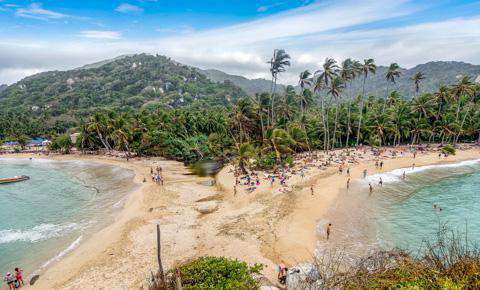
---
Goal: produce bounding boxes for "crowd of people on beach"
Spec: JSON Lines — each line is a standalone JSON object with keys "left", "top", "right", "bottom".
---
{"left": 150, "top": 166, "right": 164, "bottom": 186}
{"left": 3, "top": 268, "right": 23, "bottom": 290}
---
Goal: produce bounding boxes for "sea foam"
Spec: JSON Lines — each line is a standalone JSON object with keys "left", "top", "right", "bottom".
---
{"left": 40, "top": 235, "right": 83, "bottom": 269}
{"left": 0, "top": 223, "right": 79, "bottom": 244}
{"left": 363, "top": 159, "right": 480, "bottom": 184}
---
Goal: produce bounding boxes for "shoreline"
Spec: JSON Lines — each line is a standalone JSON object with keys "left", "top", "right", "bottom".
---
{"left": 2, "top": 146, "right": 479, "bottom": 289}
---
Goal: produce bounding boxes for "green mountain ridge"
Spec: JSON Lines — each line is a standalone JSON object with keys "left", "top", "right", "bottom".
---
{"left": 0, "top": 54, "right": 245, "bottom": 129}
{"left": 200, "top": 68, "right": 285, "bottom": 96}
{"left": 201, "top": 61, "right": 480, "bottom": 97}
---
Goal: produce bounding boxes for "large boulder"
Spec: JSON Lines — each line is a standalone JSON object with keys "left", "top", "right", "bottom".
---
{"left": 286, "top": 263, "right": 321, "bottom": 289}
{"left": 196, "top": 201, "right": 218, "bottom": 214}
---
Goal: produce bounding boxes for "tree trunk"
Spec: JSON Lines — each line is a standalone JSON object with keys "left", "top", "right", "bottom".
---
{"left": 346, "top": 102, "right": 351, "bottom": 147}
{"left": 332, "top": 98, "right": 339, "bottom": 148}
{"left": 383, "top": 81, "right": 389, "bottom": 113}
{"left": 271, "top": 77, "right": 278, "bottom": 125}
{"left": 321, "top": 96, "right": 328, "bottom": 151}
{"left": 455, "top": 104, "right": 471, "bottom": 144}
{"left": 356, "top": 76, "right": 367, "bottom": 146}
{"left": 259, "top": 113, "right": 265, "bottom": 142}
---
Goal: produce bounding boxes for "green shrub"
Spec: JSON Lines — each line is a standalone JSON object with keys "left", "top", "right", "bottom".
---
{"left": 441, "top": 144, "right": 456, "bottom": 155}
{"left": 168, "top": 256, "right": 263, "bottom": 290}
{"left": 49, "top": 134, "right": 73, "bottom": 153}
{"left": 254, "top": 152, "right": 276, "bottom": 169}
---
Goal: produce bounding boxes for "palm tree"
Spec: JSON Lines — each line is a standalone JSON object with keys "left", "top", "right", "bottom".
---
{"left": 267, "top": 128, "right": 295, "bottom": 163}
{"left": 384, "top": 63, "right": 402, "bottom": 111}
{"left": 340, "top": 58, "right": 355, "bottom": 146}
{"left": 87, "top": 112, "right": 111, "bottom": 150}
{"left": 268, "top": 49, "right": 291, "bottom": 125}
{"left": 316, "top": 58, "right": 339, "bottom": 86}
{"left": 451, "top": 76, "right": 475, "bottom": 121}
{"left": 237, "top": 143, "right": 254, "bottom": 174}
{"left": 411, "top": 71, "right": 425, "bottom": 97}
{"left": 316, "top": 58, "right": 339, "bottom": 150}
{"left": 328, "top": 77, "right": 345, "bottom": 148}
{"left": 313, "top": 75, "right": 329, "bottom": 150}
{"left": 298, "top": 70, "right": 312, "bottom": 116}
{"left": 356, "top": 58, "right": 376, "bottom": 145}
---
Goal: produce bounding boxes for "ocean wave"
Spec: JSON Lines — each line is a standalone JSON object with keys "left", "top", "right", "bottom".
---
{"left": 0, "top": 223, "right": 79, "bottom": 244}
{"left": 40, "top": 235, "right": 83, "bottom": 269}
{"left": 363, "top": 159, "right": 480, "bottom": 184}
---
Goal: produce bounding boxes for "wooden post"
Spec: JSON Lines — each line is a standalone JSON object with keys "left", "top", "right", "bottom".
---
{"left": 157, "top": 224, "right": 166, "bottom": 289}
{"left": 175, "top": 268, "right": 183, "bottom": 290}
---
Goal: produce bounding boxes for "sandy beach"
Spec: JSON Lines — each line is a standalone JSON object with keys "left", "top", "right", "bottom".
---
{"left": 4, "top": 144, "right": 480, "bottom": 289}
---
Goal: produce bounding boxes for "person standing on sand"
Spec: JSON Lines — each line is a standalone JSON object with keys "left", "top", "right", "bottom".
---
{"left": 347, "top": 178, "right": 351, "bottom": 190}
{"left": 363, "top": 169, "right": 368, "bottom": 179}
{"left": 326, "top": 223, "right": 332, "bottom": 240}
{"left": 346, "top": 167, "right": 350, "bottom": 177}
{"left": 15, "top": 268, "right": 23, "bottom": 287}
{"left": 380, "top": 161, "right": 384, "bottom": 169}
{"left": 3, "top": 273, "right": 15, "bottom": 290}
{"left": 369, "top": 183, "right": 373, "bottom": 194}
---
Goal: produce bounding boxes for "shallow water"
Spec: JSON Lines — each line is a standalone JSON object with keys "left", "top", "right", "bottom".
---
{"left": 0, "top": 158, "right": 136, "bottom": 277}
{"left": 321, "top": 159, "right": 480, "bottom": 260}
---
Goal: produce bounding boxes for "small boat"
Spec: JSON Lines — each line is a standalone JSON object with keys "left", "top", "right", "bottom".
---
{"left": 0, "top": 175, "right": 30, "bottom": 184}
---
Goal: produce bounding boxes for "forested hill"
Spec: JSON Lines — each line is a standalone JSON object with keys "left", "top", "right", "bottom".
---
{"left": 200, "top": 69, "right": 285, "bottom": 96}
{"left": 344, "top": 61, "right": 480, "bottom": 98}
{"left": 0, "top": 54, "right": 245, "bottom": 119}
{"left": 201, "top": 61, "right": 480, "bottom": 97}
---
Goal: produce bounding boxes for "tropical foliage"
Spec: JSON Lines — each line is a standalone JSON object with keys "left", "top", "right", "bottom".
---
{"left": 165, "top": 257, "right": 263, "bottom": 290}
{"left": 1, "top": 52, "right": 479, "bottom": 168}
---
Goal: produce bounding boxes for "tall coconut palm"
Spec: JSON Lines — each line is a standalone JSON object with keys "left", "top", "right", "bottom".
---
{"left": 340, "top": 58, "right": 355, "bottom": 146}
{"left": 451, "top": 76, "right": 475, "bottom": 121}
{"left": 268, "top": 49, "right": 291, "bottom": 125}
{"left": 411, "top": 71, "right": 425, "bottom": 97}
{"left": 298, "top": 70, "right": 312, "bottom": 116}
{"left": 87, "top": 112, "right": 111, "bottom": 150}
{"left": 313, "top": 75, "right": 329, "bottom": 150}
{"left": 316, "top": 58, "right": 339, "bottom": 86}
{"left": 384, "top": 63, "right": 402, "bottom": 111}
{"left": 328, "top": 77, "right": 345, "bottom": 148}
{"left": 316, "top": 58, "right": 339, "bottom": 149}
{"left": 356, "top": 58, "right": 376, "bottom": 146}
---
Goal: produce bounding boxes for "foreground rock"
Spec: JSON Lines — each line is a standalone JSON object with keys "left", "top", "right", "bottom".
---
{"left": 196, "top": 201, "right": 219, "bottom": 214}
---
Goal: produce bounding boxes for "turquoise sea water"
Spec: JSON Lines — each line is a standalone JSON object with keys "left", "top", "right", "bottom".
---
{"left": 0, "top": 158, "right": 136, "bottom": 278}
{"left": 322, "top": 159, "right": 480, "bottom": 258}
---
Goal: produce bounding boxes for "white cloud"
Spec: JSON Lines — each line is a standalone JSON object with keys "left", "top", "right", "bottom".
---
{"left": 15, "top": 3, "right": 68, "bottom": 21}
{"left": 115, "top": 3, "right": 143, "bottom": 13}
{"left": 79, "top": 30, "right": 122, "bottom": 40}
{"left": 1, "top": 0, "right": 480, "bottom": 85}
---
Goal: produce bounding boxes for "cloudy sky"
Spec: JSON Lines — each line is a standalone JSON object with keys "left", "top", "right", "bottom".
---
{"left": 0, "top": 0, "right": 479, "bottom": 85}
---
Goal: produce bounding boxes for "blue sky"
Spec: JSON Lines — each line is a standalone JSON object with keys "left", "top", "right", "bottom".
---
{"left": 0, "top": 0, "right": 479, "bottom": 84}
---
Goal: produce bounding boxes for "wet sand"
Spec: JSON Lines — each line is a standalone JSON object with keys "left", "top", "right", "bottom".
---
{"left": 5, "top": 146, "right": 479, "bottom": 289}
